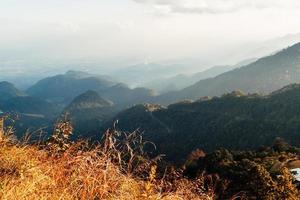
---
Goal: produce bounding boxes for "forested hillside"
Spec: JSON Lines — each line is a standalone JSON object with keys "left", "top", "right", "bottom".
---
{"left": 110, "top": 84, "right": 300, "bottom": 163}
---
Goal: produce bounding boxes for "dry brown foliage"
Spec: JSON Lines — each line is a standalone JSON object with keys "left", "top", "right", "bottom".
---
{"left": 0, "top": 120, "right": 214, "bottom": 200}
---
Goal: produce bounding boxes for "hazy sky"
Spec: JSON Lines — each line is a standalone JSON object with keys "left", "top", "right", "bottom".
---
{"left": 1, "top": 0, "right": 300, "bottom": 70}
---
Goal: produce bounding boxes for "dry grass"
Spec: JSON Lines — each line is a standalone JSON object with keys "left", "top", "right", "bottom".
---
{"left": 0, "top": 121, "right": 213, "bottom": 200}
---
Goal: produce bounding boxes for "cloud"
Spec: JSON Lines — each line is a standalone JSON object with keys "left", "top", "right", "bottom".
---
{"left": 133, "top": 0, "right": 300, "bottom": 14}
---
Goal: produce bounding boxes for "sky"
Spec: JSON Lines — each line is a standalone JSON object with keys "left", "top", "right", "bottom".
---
{"left": 1, "top": 0, "right": 300, "bottom": 74}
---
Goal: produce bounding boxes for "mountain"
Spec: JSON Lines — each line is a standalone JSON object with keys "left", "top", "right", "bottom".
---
{"left": 107, "top": 84, "right": 300, "bottom": 163}
{"left": 27, "top": 71, "right": 154, "bottom": 108}
{"left": 144, "top": 58, "right": 257, "bottom": 93}
{"left": 243, "top": 33, "right": 300, "bottom": 60}
{"left": 0, "top": 81, "right": 26, "bottom": 102}
{"left": 65, "top": 90, "right": 115, "bottom": 121}
{"left": 27, "top": 71, "right": 115, "bottom": 104}
{"left": 66, "top": 90, "right": 113, "bottom": 110}
{"left": 63, "top": 90, "right": 117, "bottom": 137}
{"left": 156, "top": 42, "right": 300, "bottom": 104}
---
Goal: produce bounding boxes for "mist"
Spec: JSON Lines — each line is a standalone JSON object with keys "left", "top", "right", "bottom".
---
{"left": 2, "top": 0, "right": 300, "bottom": 88}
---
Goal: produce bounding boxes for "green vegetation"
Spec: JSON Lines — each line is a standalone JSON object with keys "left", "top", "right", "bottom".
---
{"left": 1, "top": 118, "right": 300, "bottom": 199}
{"left": 111, "top": 84, "right": 300, "bottom": 163}
{"left": 184, "top": 138, "right": 300, "bottom": 199}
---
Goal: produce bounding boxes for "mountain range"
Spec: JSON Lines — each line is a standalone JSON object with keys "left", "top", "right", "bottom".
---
{"left": 2, "top": 41, "right": 300, "bottom": 152}
{"left": 27, "top": 71, "right": 116, "bottom": 104}
{"left": 144, "top": 58, "right": 257, "bottom": 93}
{"left": 27, "top": 70, "right": 155, "bottom": 108}
{"left": 156, "top": 42, "right": 300, "bottom": 104}
{"left": 0, "top": 71, "right": 155, "bottom": 137}
{"left": 109, "top": 84, "right": 300, "bottom": 163}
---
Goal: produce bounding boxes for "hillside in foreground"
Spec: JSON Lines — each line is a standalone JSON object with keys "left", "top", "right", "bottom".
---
{"left": 1, "top": 121, "right": 300, "bottom": 199}
{"left": 0, "top": 121, "right": 212, "bottom": 200}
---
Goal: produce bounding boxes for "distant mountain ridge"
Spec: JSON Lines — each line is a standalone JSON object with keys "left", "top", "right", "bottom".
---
{"left": 27, "top": 71, "right": 116, "bottom": 104}
{"left": 144, "top": 58, "right": 257, "bottom": 93}
{"left": 156, "top": 42, "right": 300, "bottom": 104}
{"left": 0, "top": 71, "right": 155, "bottom": 137}
{"left": 27, "top": 71, "right": 155, "bottom": 108}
